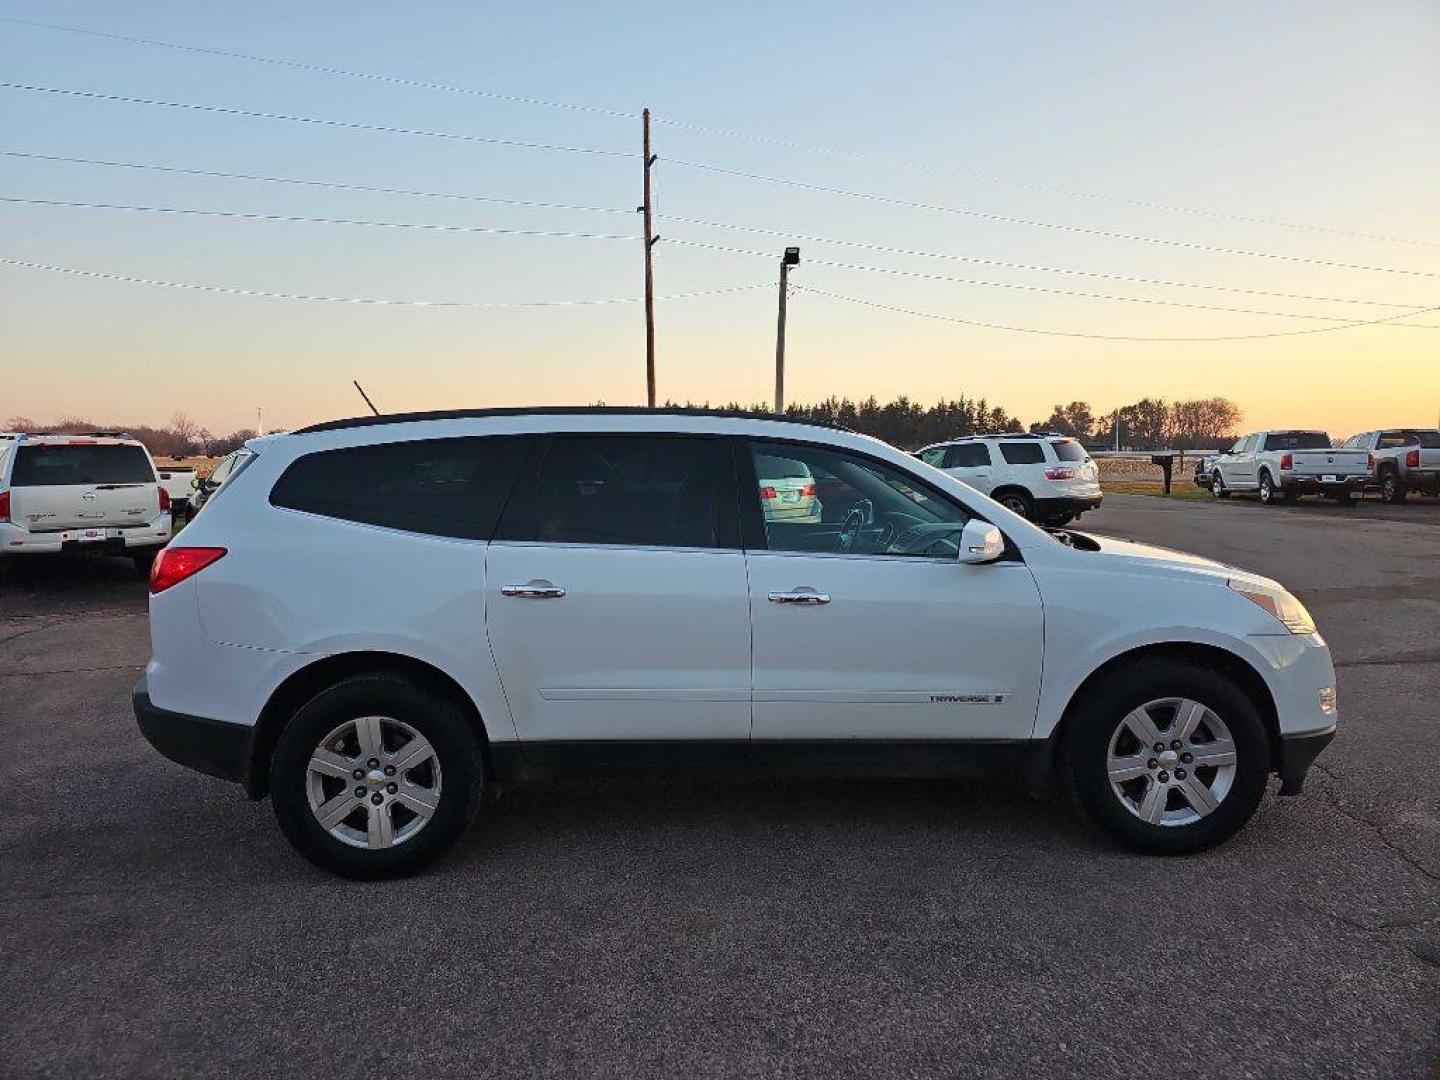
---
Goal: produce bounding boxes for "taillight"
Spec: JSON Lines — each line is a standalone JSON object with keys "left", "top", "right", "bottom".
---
{"left": 1406, "top": 447, "right": 1420, "bottom": 468}
{"left": 800, "top": 484, "right": 816, "bottom": 497}
{"left": 149, "top": 547, "right": 226, "bottom": 594}
{"left": 1044, "top": 467, "right": 1077, "bottom": 481}
{"left": 1367, "top": 453, "right": 1375, "bottom": 470}
{"left": 158, "top": 487, "right": 171, "bottom": 513}
{"left": 1280, "top": 453, "right": 1293, "bottom": 470}
{"left": 759, "top": 486, "right": 777, "bottom": 500}
{"left": 0, "top": 489, "right": 9, "bottom": 523}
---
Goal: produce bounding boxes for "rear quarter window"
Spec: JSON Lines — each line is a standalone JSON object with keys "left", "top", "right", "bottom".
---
{"left": 1049, "top": 440, "right": 1087, "bottom": 462}
{"left": 11, "top": 443, "right": 155, "bottom": 486}
{"left": 998, "top": 442, "right": 1046, "bottom": 465}
{"left": 269, "top": 436, "right": 533, "bottom": 540}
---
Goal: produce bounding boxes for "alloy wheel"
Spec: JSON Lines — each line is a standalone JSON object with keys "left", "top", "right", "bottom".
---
{"left": 1106, "top": 697, "right": 1237, "bottom": 827}
{"left": 305, "top": 715, "right": 443, "bottom": 849}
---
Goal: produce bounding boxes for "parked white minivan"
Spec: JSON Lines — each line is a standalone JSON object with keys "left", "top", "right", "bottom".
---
{"left": 135, "top": 409, "right": 1336, "bottom": 878}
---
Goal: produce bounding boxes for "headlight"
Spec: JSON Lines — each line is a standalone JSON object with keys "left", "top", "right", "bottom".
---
{"left": 1228, "top": 578, "right": 1316, "bottom": 635}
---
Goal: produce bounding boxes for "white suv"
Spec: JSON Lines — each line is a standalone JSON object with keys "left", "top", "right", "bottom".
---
{"left": 134, "top": 409, "right": 1336, "bottom": 879}
{"left": 1, "top": 431, "right": 172, "bottom": 573}
{"left": 916, "top": 433, "right": 1102, "bottom": 524}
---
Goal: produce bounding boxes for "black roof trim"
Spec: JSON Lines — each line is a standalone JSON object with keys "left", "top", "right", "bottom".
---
{"left": 294, "top": 406, "right": 851, "bottom": 436}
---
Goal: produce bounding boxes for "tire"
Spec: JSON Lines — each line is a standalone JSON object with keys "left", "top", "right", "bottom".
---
{"left": 1257, "top": 472, "right": 1279, "bottom": 506}
{"left": 1380, "top": 469, "right": 1407, "bottom": 505}
{"left": 271, "top": 673, "right": 485, "bottom": 879}
{"left": 1061, "top": 659, "right": 1270, "bottom": 855}
{"left": 1047, "top": 511, "right": 1077, "bottom": 527}
{"left": 1211, "top": 472, "right": 1230, "bottom": 499}
{"left": 995, "top": 489, "right": 1034, "bottom": 520}
{"left": 131, "top": 549, "right": 158, "bottom": 577}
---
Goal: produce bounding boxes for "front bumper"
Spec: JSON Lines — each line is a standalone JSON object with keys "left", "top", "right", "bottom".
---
{"left": 1276, "top": 725, "right": 1335, "bottom": 795}
{"left": 133, "top": 676, "right": 256, "bottom": 791}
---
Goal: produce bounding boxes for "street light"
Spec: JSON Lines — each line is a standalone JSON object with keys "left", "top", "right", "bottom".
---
{"left": 775, "top": 246, "right": 801, "bottom": 414}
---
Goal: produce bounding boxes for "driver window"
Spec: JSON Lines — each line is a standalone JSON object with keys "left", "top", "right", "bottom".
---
{"left": 750, "top": 443, "right": 970, "bottom": 558}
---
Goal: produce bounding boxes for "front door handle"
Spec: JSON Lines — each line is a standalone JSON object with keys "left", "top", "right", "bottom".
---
{"left": 768, "top": 588, "right": 831, "bottom": 605}
{"left": 502, "top": 580, "right": 567, "bottom": 599}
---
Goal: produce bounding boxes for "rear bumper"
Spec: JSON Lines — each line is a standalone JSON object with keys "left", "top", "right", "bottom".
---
{"left": 1033, "top": 493, "right": 1103, "bottom": 517}
{"left": 133, "top": 676, "right": 256, "bottom": 792}
{"left": 1276, "top": 725, "right": 1335, "bottom": 796}
{"left": 1281, "top": 475, "right": 1368, "bottom": 495}
{"left": 1, "top": 519, "right": 171, "bottom": 556}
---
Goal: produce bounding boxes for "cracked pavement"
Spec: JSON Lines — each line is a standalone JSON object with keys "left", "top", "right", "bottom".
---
{"left": 0, "top": 494, "right": 1435, "bottom": 1078}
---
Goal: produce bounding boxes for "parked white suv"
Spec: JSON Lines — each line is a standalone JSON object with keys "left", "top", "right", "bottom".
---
{"left": 916, "top": 433, "right": 1102, "bottom": 524}
{"left": 1, "top": 431, "right": 172, "bottom": 573}
{"left": 135, "top": 409, "right": 1336, "bottom": 878}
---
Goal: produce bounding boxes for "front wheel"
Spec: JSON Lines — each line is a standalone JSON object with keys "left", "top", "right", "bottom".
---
{"left": 1062, "top": 660, "right": 1270, "bottom": 854}
{"left": 1211, "top": 472, "right": 1230, "bottom": 499}
{"left": 271, "top": 673, "right": 485, "bottom": 879}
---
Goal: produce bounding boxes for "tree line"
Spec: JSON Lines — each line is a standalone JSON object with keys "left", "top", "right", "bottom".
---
{"left": 8, "top": 393, "right": 1241, "bottom": 458}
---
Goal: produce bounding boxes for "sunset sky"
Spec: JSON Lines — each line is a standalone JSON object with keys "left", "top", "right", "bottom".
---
{"left": 3, "top": 1, "right": 1438, "bottom": 438}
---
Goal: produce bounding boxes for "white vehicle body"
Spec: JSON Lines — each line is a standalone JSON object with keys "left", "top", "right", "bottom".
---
{"left": 134, "top": 409, "right": 1336, "bottom": 876}
{"left": 0, "top": 432, "right": 172, "bottom": 558}
{"left": 1211, "top": 430, "right": 1369, "bottom": 504}
{"left": 915, "top": 433, "right": 1102, "bottom": 523}
{"left": 154, "top": 464, "right": 198, "bottom": 510}
{"left": 1343, "top": 428, "right": 1440, "bottom": 503}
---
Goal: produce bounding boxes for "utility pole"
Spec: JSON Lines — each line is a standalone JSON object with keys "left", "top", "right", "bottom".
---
{"left": 774, "top": 247, "right": 801, "bottom": 414}
{"left": 641, "top": 108, "right": 658, "bottom": 407}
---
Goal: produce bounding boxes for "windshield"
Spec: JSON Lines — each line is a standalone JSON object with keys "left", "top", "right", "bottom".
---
{"left": 11, "top": 443, "right": 154, "bottom": 486}
{"left": 755, "top": 454, "right": 812, "bottom": 479}
{"left": 1263, "top": 431, "right": 1331, "bottom": 451}
{"left": 1050, "top": 439, "right": 1087, "bottom": 462}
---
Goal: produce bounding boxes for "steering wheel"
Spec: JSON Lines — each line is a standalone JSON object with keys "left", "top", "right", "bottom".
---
{"left": 837, "top": 506, "right": 867, "bottom": 552}
{"left": 874, "top": 517, "right": 899, "bottom": 552}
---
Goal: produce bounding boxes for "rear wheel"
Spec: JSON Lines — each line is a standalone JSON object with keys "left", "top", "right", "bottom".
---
{"left": 131, "top": 549, "right": 158, "bottom": 577}
{"left": 1062, "top": 660, "right": 1269, "bottom": 854}
{"left": 271, "top": 673, "right": 485, "bottom": 879}
{"left": 1258, "top": 472, "right": 1280, "bottom": 506}
{"left": 1380, "top": 469, "right": 1407, "bottom": 504}
{"left": 995, "top": 489, "right": 1034, "bottom": 520}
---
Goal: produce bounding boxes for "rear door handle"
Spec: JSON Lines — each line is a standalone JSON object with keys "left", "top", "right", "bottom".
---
{"left": 768, "top": 589, "right": 831, "bottom": 605}
{"left": 502, "top": 580, "right": 566, "bottom": 599}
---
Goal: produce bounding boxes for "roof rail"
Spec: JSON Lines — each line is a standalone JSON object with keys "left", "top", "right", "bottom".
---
{"left": 294, "top": 405, "right": 853, "bottom": 436}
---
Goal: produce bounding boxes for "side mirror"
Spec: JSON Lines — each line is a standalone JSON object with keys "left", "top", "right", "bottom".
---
{"left": 958, "top": 519, "right": 1004, "bottom": 564}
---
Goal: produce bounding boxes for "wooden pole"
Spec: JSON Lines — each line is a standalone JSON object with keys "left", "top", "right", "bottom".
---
{"left": 642, "top": 108, "right": 657, "bottom": 407}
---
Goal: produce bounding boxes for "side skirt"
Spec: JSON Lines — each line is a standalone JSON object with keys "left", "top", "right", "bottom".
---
{"left": 487, "top": 739, "right": 1050, "bottom": 786}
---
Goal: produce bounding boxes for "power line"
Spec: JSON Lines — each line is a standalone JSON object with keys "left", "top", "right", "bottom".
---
{"left": 664, "top": 237, "right": 1440, "bottom": 327}
{"left": 0, "top": 82, "right": 631, "bottom": 158}
{"left": 5, "top": 13, "right": 1426, "bottom": 249}
{"left": 0, "top": 15, "right": 634, "bottom": 119}
{"left": 0, "top": 195, "right": 642, "bottom": 241}
{"left": 0, "top": 256, "right": 767, "bottom": 307}
{"left": 1, "top": 151, "right": 634, "bottom": 215}
{"left": 795, "top": 285, "right": 1440, "bottom": 343}
{"left": 10, "top": 192, "right": 1432, "bottom": 327}
{"left": 664, "top": 159, "right": 1440, "bottom": 278}
{"left": 12, "top": 148, "right": 1428, "bottom": 311}
{"left": 662, "top": 212, "right": 1434, "bottom": 308}
{"left": 651, "top": 118, "right": 1436, "bottom": 250}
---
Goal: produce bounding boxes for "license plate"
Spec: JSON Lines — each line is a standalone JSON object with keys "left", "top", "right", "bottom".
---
{"left": 781, "top": 491, "right": 798, "bottom": 502}
{"left": 78, "top": 528, "right": 107, "bottom": 542}
{"left": 1321, "top": 474, "right": 1337, "bottom": 483}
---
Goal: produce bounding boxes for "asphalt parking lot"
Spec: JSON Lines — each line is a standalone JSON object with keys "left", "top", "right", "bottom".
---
{"left": 2, "top": 494, "right": 1436, "bottom": 1079}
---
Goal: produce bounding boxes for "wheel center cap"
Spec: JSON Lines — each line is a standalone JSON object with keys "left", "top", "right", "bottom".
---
{"left": 1158, "top": 749, "right": 1180, "bottom": 770}
{"left": 366, "top": 769, "right": 387, "bottom": 787}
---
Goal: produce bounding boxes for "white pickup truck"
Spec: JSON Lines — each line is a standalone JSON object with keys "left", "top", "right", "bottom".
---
{"left": 1209, "top": 430, "right": 1370, "bottom": 506}
{"left": 153, "top": 461, "right": 197, "bottom": 516}
{"left": 1342, "top": 428, "right": 1440, "bottom": 504}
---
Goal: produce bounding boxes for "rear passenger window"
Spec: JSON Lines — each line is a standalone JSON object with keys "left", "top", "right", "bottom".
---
{"left": 498, "top": 436, "right": 734, "bottom": 549}
{"left": 942, "top": 444, "right": 990, "bottom": 468}
{"left": 998, "top": 442, "right": 1045, "bottom": 465}
{"left": 270, "top": 437, "right": 532, "bottom": 540}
